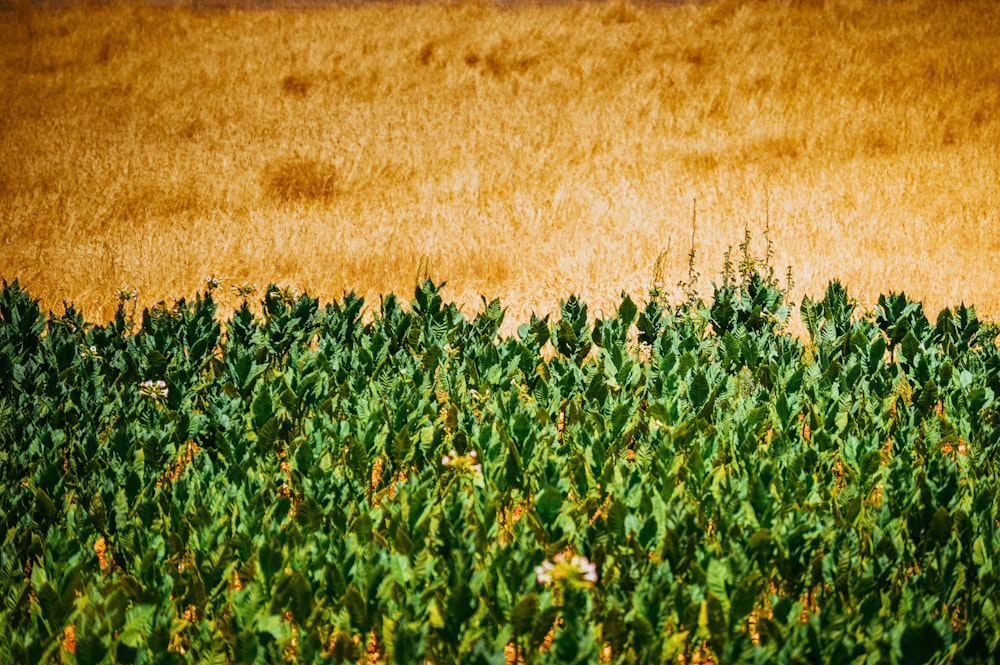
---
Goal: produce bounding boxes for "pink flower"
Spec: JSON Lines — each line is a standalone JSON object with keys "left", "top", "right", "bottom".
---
{"left": 535, "top": 560, "right": 555, "bottom": 585}
{"left": 535, "top": 552, "right": 597, "bottom": 587}
{"left": 441, "top": 450, "right": 482, "bottom": 481}
{"left": 139, "top": 379, "right": 168, "bottom": 400}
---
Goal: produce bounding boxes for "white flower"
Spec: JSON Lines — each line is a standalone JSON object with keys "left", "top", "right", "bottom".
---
{"left": 139, "top": 379, "right": 168, "bottom": 400}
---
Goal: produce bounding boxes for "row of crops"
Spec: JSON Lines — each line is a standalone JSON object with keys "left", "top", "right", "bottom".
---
{"left": 1, "top": 261, "right": 999, "bottom": 663}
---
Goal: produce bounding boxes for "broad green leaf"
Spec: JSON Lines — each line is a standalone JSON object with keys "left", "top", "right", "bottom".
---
{"left": 118, "top": 604, "right": 156, "bottom": 648}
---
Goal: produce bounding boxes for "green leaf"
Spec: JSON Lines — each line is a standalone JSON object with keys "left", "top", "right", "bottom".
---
{"left": 273, "top": 570, "right": 312, "bottom": 623}
{"left": 868, "top": 334, "right": 887, "bottom": 370}
{"left": 251, "top": 387, "right": 274, "bottom": 431}
{"left": 688, "top": 370, "right": 710, "bottom": 409}
{"left": 973, "top": 536, "right": 993, "bottom": 576}
{"left": 511, "top": 594, "right": 538, "bottom": 634}
{"left": 75, "top": 633, "right": 110, "bottom": 665}
{"left": 801, "top": 296, "right": 819, "bottom": 341}
{"left": 145, "top": 349, "right": 168, "bottom": 375}
{"left": 730, "top": 572, "right": 760, "bottom": 628}
{"left": 233, "top": 631, "right": 260, "bottom": 664}
{"left": 900, "top": 330, "right": 920, "bottom": 365}
{"left": 899, "top": 621, "right": 944, "bottom": 664}
{"left": 555, "top": 320, "right": 579, "bottom": 360}
{"left": 648, "top": 401, "right": 670, "bottom": 426}
{"left": 706, "top": 559, "right": 729, "bottom": 609}
{"left": 535, "top": 486, "right": 563, "bottom": 525}
{"left": 928, "top": 507, "right": 952, "bottom": 543}
{"left": 258, "top": 542, "right": 284, "bottom": 585}
{"left": 617, "top": 294, "right": 638, "bottom": 328}
{"left": 35, "top": 488, "right": 59, "bottom": 527}
{"left": 606, "top": 498, "right": 626, "bottom": 540}
{"left": 256, "top": 417, "right": 280, "bottom": 449}
{"left": 87, "top": 491, "right": 106, "bottom": 534}
{"left": 118, "top": 604, "right": 156, "bottom": 648}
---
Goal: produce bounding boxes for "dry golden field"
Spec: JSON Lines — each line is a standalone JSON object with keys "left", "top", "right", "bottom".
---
{"left": 1, "top": 0, "right": 998, "bottom": 329}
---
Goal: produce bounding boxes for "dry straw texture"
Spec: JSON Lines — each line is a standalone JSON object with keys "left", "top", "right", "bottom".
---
{"left": 1, "top": 0, "right": 998, "bottom": 327}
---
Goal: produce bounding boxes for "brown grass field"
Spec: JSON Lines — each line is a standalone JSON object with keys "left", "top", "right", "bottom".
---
{"left": 1, "top": 0, "right": 998, "bottom": 330}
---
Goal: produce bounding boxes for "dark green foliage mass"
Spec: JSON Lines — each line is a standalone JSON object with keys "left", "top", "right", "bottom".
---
{"left": 1, "top": 268, "right": 999, "bottom": 664}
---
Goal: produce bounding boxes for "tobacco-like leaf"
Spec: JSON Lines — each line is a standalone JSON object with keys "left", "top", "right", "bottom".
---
{"left": 118, "top": 603, "right": 155, "bottom": 649}
{"left": 2, "top": 278, "right": 997, "bottom": 663}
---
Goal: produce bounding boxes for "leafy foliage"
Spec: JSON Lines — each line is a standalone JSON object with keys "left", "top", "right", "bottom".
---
{"left": 1, "top": 274, "right": 999, "bottom": 663}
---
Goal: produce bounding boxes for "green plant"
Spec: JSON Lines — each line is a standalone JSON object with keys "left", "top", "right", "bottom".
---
{"left": 2, "top": 270, "right": 998, "bottom": 663}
